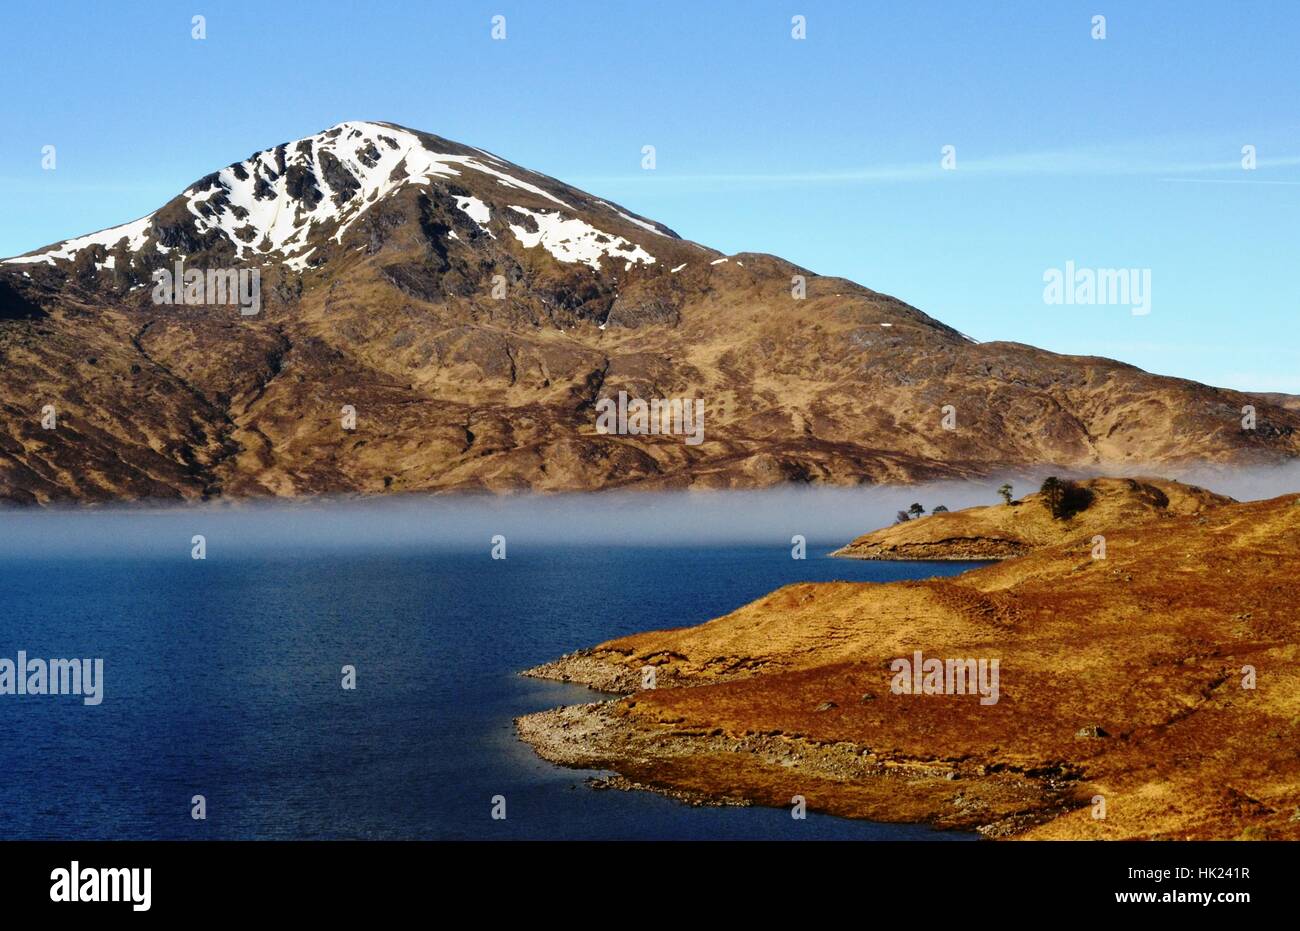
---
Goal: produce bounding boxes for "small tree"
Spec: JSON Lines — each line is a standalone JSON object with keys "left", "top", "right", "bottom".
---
{"left": 895, "top": 510, "right": 912, "bottom": 524}
{"left": 908, "top": 502, "right": 925, "bottom": 519}
{"left": 1040, "top": 477, "right": 1065, "bottom": 518}
{"left": 997, "top": 483, "right": 1013, "bottom": 505}
{"left": 1039, "top": 477, "right": 1093, "bottom": 520}
{"left": 932, "top": 504, "right": 949, "bottom": 513}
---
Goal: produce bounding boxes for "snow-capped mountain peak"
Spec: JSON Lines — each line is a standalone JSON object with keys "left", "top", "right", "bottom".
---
{"left": 3, "top": 121, "right": 676, "bottom": 275}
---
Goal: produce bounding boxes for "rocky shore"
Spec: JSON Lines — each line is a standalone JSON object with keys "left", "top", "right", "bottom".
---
{"left": 516, "top": 699, "right": 1081, "bottom": 836}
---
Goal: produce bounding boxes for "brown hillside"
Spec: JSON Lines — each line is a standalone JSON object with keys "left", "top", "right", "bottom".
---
{"left": 519, "top": 488, "right": 1300, "bottom": 839}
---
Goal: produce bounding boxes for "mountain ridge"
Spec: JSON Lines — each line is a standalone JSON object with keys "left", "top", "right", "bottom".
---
{"left": 1, "top": 121, "right": 1297, "bottom": 504}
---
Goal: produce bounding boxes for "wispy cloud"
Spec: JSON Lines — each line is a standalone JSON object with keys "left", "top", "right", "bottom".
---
{"left": 1158, "top": 177, "right": 1300, "bottom": 186}
{"left": 571, "top": 144, "right": 1300, "bottom": 189}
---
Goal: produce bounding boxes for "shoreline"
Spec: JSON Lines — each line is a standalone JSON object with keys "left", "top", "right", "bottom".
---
{"left": 514, "top": 487, "right": 1300, "bottom": 840}
{"left": 514, "top": 669, "right": 1076, "bottom": 837}
{"left": 829, "top": 549, "right": 1014, "bottom": 562}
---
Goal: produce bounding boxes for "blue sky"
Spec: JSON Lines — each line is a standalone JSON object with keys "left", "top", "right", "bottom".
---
{"left": 1, "top": 0, "right": 1297, "bottom": 391}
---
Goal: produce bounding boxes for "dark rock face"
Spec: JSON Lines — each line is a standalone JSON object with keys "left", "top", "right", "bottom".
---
{"left": 317, "top": 150, "right": 360, "bottom": 207}
{"left": 0, "top": 279, "right": 45, "bottom": 320}
{"left": 283, "top": 164, "right": 322, "bottom": 210}
{"left": 252, "top": 175, "right": 276, "bottom": 200}
{"left": 380, "top": 262, "right": 445, "bottom": 302}
{"left": 606, "top": 295, "right": 679, "bottom": 328}
{"left": 504, "top": 208, "right": 538, "bottom": 233}
{"left": 360, "top": 203, "right": 408, "bottom": 255}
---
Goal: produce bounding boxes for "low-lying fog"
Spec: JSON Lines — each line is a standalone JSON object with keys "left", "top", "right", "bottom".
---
{"left": 1, "top": 464, "right": 1296, "bottom": 559}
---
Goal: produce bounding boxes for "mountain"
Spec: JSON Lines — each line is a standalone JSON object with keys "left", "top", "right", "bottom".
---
{"left": 1255, "top": 392, "right": 1300, "bottom": 413}
{"left": 519, "top": 486, "right": 1300, "bottom": 839}
{"left": 2, "top": 120, "right": 1297, "bottom": 504}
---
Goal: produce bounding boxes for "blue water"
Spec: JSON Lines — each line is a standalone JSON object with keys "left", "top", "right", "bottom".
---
{"left": 0, "top": 542, "right": 985, "bottom": 839}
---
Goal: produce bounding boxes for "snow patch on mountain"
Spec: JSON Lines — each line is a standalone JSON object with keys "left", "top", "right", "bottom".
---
{"left": 1, "top": 121, "right": 588, "bottom": 270}
{"left": 455, "top": 195, "right": 493, "bottom": 234}
{"left": 506, "top": 206, "right": 655, "bottom": 271}
{"left": 185, "top": 121, "right": 548, "bottom": 259}
{"left": 3, "top": 215, "right": 154, "bottom": 266}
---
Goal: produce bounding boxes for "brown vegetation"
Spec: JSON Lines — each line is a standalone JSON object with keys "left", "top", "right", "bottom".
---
{"left": 520, "top": 481, "right": 1300, "bottom": 839}
{"left": 832, "top": 477, "right": 1231, "bottom": 561}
